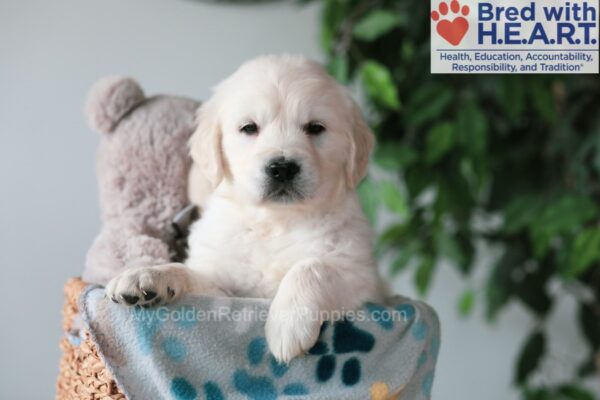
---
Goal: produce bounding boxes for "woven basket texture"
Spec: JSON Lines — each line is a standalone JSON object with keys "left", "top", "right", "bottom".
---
{"left": 56, "top": 278, "right": 126, "bottom": 400}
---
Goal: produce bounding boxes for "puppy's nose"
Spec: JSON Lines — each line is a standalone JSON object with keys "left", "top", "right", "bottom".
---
{"left": 265, "top": 158, "right": 301, "bottom": 182}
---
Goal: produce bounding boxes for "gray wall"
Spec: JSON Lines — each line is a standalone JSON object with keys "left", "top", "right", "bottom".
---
{"left": 0, "top": 0, "right": 596, "bottom": 399}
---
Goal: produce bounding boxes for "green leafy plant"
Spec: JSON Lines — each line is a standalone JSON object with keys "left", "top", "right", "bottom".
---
{"left": 313, "top": 0, "right": 600, "bottom": 397}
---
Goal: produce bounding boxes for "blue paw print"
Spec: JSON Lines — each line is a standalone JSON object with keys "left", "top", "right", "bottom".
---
{"left": 133, "top": 307, "right": 166, "bottom": 354}
{"left": 170, "top": 378, "right": 225, "bottom": 400}
{"left": 233, "top": 337, "right": 309, "bottom": 399}
{"left": 132, "top": 307, "right": 225, "bottom": 400}
{"left": 308, "top": 320, "right": 375, "bottom": 387}
{"left": 133, "top": 305, "right": 199, "bottom": 355}
{"left": 365, "top": 303, "right": 394, "bottom": 331}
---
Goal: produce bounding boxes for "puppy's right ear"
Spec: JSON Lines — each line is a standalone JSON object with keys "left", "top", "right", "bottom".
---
{"left": 189, "top": 100, "right": 224, "bottom": 188}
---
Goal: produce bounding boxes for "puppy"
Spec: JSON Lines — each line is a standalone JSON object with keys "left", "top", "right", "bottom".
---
{"left": 106, "top": 55, "right": 384, "bottom": 363}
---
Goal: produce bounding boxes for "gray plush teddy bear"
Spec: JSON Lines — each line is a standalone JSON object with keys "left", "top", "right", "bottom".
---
{"left": 82, "top": 76, "right": 200, "bottom": 285}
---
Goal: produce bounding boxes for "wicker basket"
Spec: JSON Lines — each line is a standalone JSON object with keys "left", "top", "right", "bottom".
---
{"left": 56, "top": 278, "right": 126, "bottom": 400}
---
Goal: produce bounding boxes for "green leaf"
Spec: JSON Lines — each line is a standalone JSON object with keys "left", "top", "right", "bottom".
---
{"left": 353, "top": 10, "right": 400, "bottom": 41}
{"left": 557, "top": 385, "right": 596, "bottom": 400}
{"left": 503, "top": 195, "right": 546, "bottom": 234}
{"left": 357, "top": 178, "right": 379, "bottom": 225}
{"left": 407, "top": 85, "right": 453, "bottom": 127}
{"left": 456, "top": 99, "right": 488, "bottom": 156}
{"left": 515, "top": 330, "right": 546, "bottom": 385}
{"left": 593, "top": 128, "right": 600, "bottom": 174}
{"left": 404, "top": 168, "right": 435, "bottom": 200}
{"left": 515, "top": 263, "right": 553, "bottom": 317}
{"left": 401, "top": 41, "right": 415, "bottom": 61}
{"left": 564, "top": 228, "right": 600, "bottom": 278}
{"left": 327, "top": 55, "right": 349, "bottom": 83}
{"left": 530, "top": 80, "right": 556, "bottom": 123}
{"left": 529, "top": 229, "right": 553, "bottom": 259}
{"left": 456, "top": 234, "right": 475, "bottom": 274}
{"left": 390, "top": 242, "right": 420, "bottom": 274}
{"left": 459, "top": 156, "right": 489, "bottom": 201}
{"left": 578, "top": 302, "right": 600, "bottom": 351}
{"left": 486, "top": 281, "right": 510, "bottom": 321}
{"left": 533, "top": 195, "right": 597, "bottom": 255}
{"left": 485, "top": 246, "right": 525, "bottom": 320}
{"left": 391, "top": 254, "right": 411, "bottom": 273}
{"left": 500, "top": 75, "right": 526, "bottom": 123}
{"left": 577, "top": 355, "right": 596, "bottom": 378}
{"left": 377, "top": 223, "right": 412, "bottom": 255}
{"left": 529, "top": 194, "right": 597, "bottom": 258}
{"left": 374, "top": 142, "right": 418, "bottom": 170}
{"left": 414, "top": 256, "right": 435, "bottom": 295}
{"left": 380, "top": 181, "right": 408, "bottom": 217}
{"left": 458, "top": 289, "right": 475, "bottom": 317}
{"left": 433, "top": 169, "right": 475, "bottom": 221}
{"left": 434, "top": 229, "right": 466, "bottom": 270}
{"left": 321, "top": 0, "right": 347, "bottom": 53}
{"left": 522, "top": 388, "right": 552, "bottom": 400}
{"left": 361, "top": 61, "right": 401, "bottom": 110}
{"left": 426, "top": 122, "right": 455, "bottom": 163}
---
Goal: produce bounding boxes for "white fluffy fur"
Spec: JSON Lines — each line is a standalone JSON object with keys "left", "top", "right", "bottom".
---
{"left": 106, "top": 55, "right": 384, "bottom": 363}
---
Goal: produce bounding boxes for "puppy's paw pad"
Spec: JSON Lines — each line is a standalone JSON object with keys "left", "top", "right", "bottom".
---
{"left": 105, "top": 267, "right": 184, "bottom": 308}
{"left": 142, "top": 290, "right": 157, "bottom": 301}
{"left": 121, "top": 294, "right": 140, "bottom": 305}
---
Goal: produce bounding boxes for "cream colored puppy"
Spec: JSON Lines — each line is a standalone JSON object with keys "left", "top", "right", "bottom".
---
{"left": 106, "top": 55, "right": 384, "bottom": 363}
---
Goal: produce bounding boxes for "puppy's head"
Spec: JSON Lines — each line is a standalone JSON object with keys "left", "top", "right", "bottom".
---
{"left": 190, "top": 55, "right": 373, "bottom": 206}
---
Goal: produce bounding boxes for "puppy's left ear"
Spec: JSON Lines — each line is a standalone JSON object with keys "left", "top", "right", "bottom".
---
{"left": 346, "top": 102, "right": 375, "bottom": 189}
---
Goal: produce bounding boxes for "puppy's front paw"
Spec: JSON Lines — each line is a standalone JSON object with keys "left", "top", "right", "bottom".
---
{"left": 105, "top": 264, "right": 187, "bottom": 308}
{"left": 265, "top": 301, "right": 322, "bottom": 364}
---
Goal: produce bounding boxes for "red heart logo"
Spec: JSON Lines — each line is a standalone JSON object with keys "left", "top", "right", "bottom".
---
{"left": 436, "top": 17, "right": 469, "bottom": 46}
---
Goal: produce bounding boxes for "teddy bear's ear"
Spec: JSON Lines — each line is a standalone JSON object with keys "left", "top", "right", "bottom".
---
{"left": 85, "top": 76, "right": 145, "bottom": 134}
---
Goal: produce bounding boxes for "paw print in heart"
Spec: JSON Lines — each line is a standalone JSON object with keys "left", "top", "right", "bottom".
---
{"left": 431, "top": 0, "right": 470, "bottom": 46}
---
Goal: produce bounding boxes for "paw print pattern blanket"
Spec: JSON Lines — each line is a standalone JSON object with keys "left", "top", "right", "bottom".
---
{"left": 80, "top": 287, "right": 440, "bottom": 400}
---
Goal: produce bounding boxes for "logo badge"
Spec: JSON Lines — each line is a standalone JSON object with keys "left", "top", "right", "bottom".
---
{"left": 431, "top": 0, "right": 599, "bottom": 73}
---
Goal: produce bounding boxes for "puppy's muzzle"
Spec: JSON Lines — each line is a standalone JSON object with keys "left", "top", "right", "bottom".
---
{"left": 263, "top": 157, "right": 305, "bottom": 202}
{"left": 265, "top": 157, "right": 301, "bottom": 183}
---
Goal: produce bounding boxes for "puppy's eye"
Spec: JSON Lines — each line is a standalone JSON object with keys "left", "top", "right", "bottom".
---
{"left": 240, "top": 122, "right": 259, "bottom": 135}
{"left": 303, "top": 121, "right": 326, "bottom": 136}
